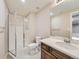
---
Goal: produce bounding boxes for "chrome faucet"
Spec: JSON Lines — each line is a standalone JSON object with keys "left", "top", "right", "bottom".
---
{"left": 64, "top": 38, "right": 70, "bottom": 43}
{"left": 64, "top": 31, "right": 71, "bottom": 43}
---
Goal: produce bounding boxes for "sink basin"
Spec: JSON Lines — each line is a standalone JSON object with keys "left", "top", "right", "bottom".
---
{"left": 71, "top": 40, "right": 79, "bottom": 45}
{"left": 56, "top": 42, "right": 78, "bottom": 50}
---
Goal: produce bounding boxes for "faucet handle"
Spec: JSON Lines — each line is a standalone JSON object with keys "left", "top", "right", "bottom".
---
{"left": 64, "top": 38, "right": 70, "bottom": 43}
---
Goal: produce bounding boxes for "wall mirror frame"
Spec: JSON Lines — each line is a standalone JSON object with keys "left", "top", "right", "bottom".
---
{"left": 50, "top": 0, "right": 79, "bottom": 41}
{"left": 72, "top": 11, "right": 79, "bottom": 41}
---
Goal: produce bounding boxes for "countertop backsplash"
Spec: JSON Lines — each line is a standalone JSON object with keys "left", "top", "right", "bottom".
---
{"left": 51, "top": 29, "right": 71, "bottom": 39}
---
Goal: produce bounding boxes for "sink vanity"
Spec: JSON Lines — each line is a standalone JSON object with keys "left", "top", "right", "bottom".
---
{"left": 41, "top": 43, "right": 73, "bottom": 59}
{"left": 40, "top": 0, "right": 79, "bottom": 59}
{"left": 41, "top": 37, "right": 79, "bottom": 59}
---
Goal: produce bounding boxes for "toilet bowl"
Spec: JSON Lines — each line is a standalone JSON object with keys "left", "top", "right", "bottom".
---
{"left": 27, "top": 36, "right": 42, "bottom": 55}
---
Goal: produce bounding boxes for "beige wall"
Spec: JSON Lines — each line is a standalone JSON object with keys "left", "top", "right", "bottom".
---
{"left": 25, "top": 13, "right": 36, "bottom": 45}
{"left": 9, "top": 13, "right": 36, "bottom": 50}
{"left": 36, "top": 5, "right": 51, "bottom": 38}
{"left": 51, "top": 12, "right": 72, "bottom": 38}
{"left": 0, "top": 0, "right": 8, "bottom": 59}
{"left": 24, "top": 5, "right": 52, "bottom": 44}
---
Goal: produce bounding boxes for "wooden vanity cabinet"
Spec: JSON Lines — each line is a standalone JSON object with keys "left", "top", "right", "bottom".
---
{"left": 41, "top": 49, "right": 56, "bottom": 59}
{"left": 41, "top": 43, "right": 73, "bottom": 59}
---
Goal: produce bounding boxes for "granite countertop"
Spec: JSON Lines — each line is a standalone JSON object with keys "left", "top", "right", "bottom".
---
{"left": 41, "top": 36, "right": 79, "bottom": 59}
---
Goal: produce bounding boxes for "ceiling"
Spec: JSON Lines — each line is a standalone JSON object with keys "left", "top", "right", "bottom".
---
{"left": 51, "top": 0, "right": 79, "bottom": 16}
{"left": 6, "top": 0, "right": 54, "bottom": 16}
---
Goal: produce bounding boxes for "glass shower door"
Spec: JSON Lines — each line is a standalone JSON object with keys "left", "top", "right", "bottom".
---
{"left": 9, "top": 24, "right": 16, "bottom": 56}
{"left": 8, "top": 14, "right": 16, "bottom": 56}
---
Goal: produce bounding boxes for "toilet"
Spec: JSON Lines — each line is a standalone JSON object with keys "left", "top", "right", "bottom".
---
{"left": 27, "top": 36, "right": 42, "bottom": 55}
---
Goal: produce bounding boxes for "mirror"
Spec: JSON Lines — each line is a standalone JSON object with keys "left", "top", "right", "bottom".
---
{"left": 72, "top": 11, "right": 79, "bottom": 40}
{"left": 51, "top": 13, "right": 71, "bottom": 38}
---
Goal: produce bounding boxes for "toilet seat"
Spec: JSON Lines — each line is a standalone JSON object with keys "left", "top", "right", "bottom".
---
{"left": 27, "top": 43, "right": 40, "bottom": 55}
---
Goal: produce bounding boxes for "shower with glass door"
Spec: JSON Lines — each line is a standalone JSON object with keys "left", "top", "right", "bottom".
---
{"left": 8, "top": 13, "right": 30, "bottom": 58}
{"left": 8, "top": 14, "right": 23, "bottom": 57}
{"left": 8, "top": 13, "right": 41, "bottom": 59}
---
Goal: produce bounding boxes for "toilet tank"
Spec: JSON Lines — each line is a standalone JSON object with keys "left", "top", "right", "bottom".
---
{"left": 36, "top": 36, "right": 42, "bottom": 43}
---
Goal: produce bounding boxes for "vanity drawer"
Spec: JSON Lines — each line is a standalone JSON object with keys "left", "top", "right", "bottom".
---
{"left": 41, "top": 43, "right": 51, "bottom": 52}
{"left": 51, "top": 48, "right": 73, "bottom": 59}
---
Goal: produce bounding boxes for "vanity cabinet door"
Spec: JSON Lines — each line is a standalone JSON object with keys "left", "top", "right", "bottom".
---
{"left": 41, "top": 49, "right": 56, "bottom": 59}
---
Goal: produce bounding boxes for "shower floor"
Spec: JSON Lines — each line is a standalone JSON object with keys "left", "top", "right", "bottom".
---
{"left": 9, "top": 49, "right": 16, "bottom": 56}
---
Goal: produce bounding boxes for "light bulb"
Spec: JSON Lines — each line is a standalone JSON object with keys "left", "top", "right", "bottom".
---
{"left": 21, "top": 0, "right": 25, "bottom": 2}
